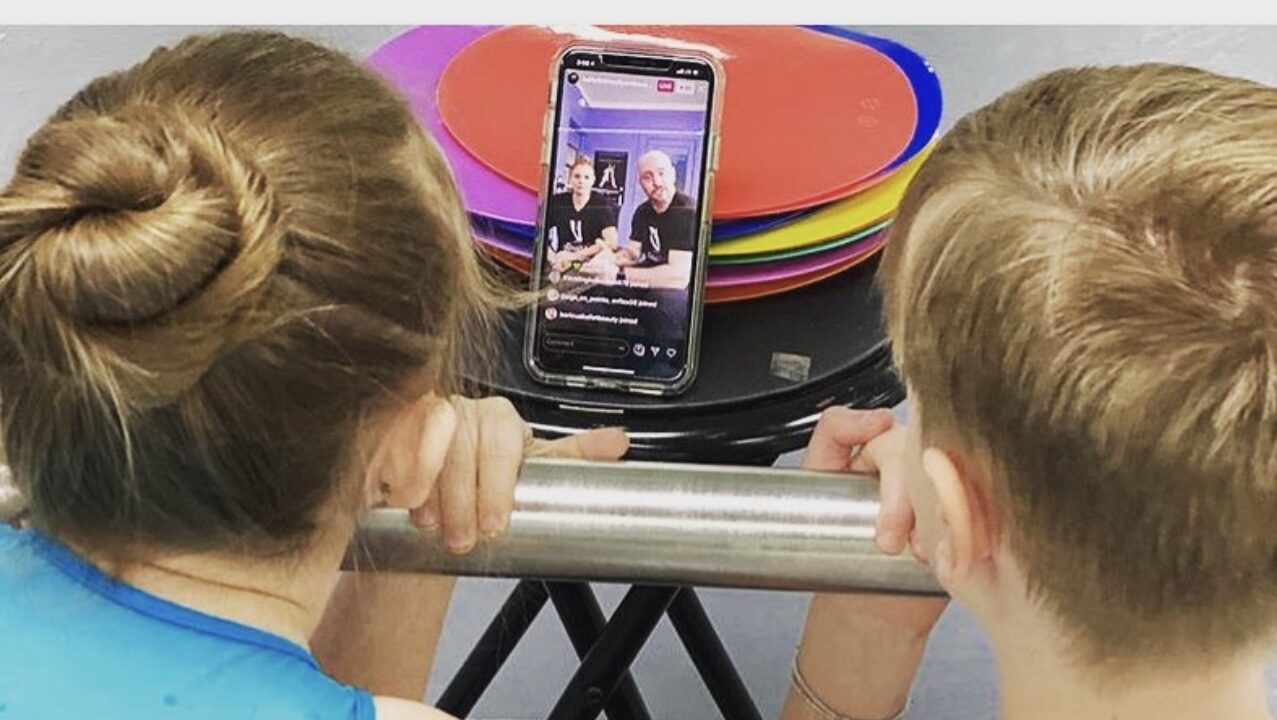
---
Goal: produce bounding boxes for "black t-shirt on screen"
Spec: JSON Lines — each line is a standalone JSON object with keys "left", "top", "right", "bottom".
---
{"left": 546, "top": 192, "right": 618, "bottom": 253}
{"left": 628, "top": 191, "right": 697, "bottom": 266}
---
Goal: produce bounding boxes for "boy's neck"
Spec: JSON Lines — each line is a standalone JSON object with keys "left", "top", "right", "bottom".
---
{"left": 993, "top": 615, "right": 1271, "bottom": 720}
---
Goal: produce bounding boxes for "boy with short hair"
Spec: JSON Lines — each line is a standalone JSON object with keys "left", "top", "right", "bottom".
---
{"left": 787, "top": 63, "right": 1277, "bottom": 720}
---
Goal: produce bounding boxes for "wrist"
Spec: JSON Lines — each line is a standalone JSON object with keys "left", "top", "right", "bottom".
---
{"left": 806, "top": 593, "right": 947, "bottom": 640}
{"left": 791, "top": 655, "right": 911, "bottom": 720}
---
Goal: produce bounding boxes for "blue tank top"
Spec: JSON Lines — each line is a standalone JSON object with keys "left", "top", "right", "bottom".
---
{"left": 0, "top": 524, "right": 375, "bottom": 720}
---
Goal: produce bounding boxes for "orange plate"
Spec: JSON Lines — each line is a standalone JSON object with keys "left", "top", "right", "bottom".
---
{"left": 482, "top": 243, "right": 533, "bottom": 274}
{"left": 437, "top": 26, "right": 915, "bottom": 219}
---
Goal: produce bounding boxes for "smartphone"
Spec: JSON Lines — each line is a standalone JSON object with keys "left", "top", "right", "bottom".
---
{"left": 523, "top": 45, "right": 723, "bottom": 396}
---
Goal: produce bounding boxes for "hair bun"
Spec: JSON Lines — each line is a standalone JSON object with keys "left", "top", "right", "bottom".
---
{"left": 0, "top": 105, "right": 285, "bottom": 406}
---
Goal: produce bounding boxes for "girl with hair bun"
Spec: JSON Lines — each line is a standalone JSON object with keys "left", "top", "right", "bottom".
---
{"left": 0, "top": 30, "right": 626, "bottom": 720}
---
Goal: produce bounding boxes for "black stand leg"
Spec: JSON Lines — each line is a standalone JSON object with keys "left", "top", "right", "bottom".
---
{"left": 546, "top": 582, "right": 653, "bottom": 720}
{"left": 437, "top": 583, "right": 772, "bottom": 720}
{"left": 436, "top": 579, "right": 550, "bottom": 717}
{"left": 545, "top": 585, "right": 680, "bottom": 720}
{"left": 667, "top": 589, "right": 764, "bottom": 720}
{"left": 435, "top": 445, "right": 785, "bottom": 718}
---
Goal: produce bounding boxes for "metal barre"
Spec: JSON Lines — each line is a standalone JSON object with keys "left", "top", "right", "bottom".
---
{"left": 1, "top": 459, "right": 942, "bottom": 595}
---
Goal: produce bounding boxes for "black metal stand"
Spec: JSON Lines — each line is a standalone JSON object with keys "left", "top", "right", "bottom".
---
{"left": 436, "top": 579, "right": 550, "bottom": 717}
{"left": 436, "top": 581, "right": 767, "bottom": 719}
{"left": 666, "top": 588, "right": 765, "bottom": 720}
{"left": 544, "top": 585, "right": 680, "bottom": 720}
{"left": 546, "top": 582, "right": 653, "bottom": 720}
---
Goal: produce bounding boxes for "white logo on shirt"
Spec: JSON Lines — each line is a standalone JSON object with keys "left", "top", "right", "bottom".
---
{"left": 648, "top": 227, "right": 661, "bottom": 253}
{"left": 569, "top": 219, "right": 584, "bottom": 245}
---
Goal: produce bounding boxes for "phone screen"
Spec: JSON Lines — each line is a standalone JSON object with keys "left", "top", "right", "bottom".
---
{"left": 526, "top": 49, "right": 718, "bottom": 393}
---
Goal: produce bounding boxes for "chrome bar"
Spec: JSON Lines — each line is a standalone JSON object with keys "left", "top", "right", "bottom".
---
{"left": 348, "top": 458, "right": 942, "bottom": 595}
{"left": 0, "top": 459, "right": 941, "bottom": 595}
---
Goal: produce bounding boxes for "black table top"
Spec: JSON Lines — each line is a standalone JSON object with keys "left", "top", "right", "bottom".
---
{"left": 480, "top": 254, "right": 903, "bottom": 462}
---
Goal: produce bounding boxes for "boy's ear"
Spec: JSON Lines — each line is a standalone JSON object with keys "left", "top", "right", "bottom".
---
{"left": 922, "top": 447, "right": 996, "bottom": 593}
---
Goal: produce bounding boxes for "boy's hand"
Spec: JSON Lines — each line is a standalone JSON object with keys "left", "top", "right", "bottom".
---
{"left": 802, "top": 407, "right": 949, "bottom": 632}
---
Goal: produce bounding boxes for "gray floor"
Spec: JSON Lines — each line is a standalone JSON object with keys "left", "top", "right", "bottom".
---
{"left": 4, "top": 24, "right": 1277, "bottom": 719}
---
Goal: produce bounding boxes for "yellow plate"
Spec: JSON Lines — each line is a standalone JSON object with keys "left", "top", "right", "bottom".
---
{"left": 709, "top": 144, "right": 932, "bottom": 258}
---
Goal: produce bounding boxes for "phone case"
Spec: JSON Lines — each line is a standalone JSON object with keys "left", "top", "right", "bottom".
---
{"left": 522, "top": 40, "right": 726, "bottom": 397}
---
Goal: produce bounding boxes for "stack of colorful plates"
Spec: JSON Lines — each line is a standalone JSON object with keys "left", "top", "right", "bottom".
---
{"left": 367, "top": 26, "right": 941, "bottom": 461}
{"left": 369, "top": 25, "right": 940, "bottom": 304}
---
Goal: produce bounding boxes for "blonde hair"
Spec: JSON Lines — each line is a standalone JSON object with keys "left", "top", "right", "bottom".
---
{"left": 0, "top": 31, "right": 508, "bottom": 562}
{"left": 881, "top": 64, "right": 1277, "bottom": 669}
